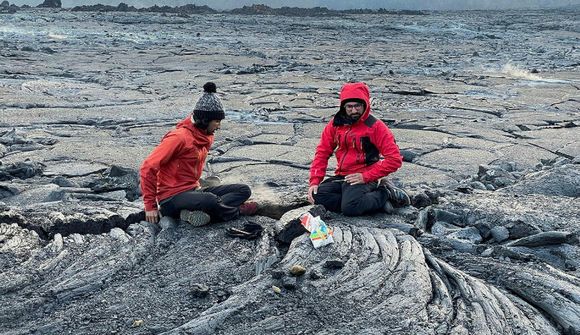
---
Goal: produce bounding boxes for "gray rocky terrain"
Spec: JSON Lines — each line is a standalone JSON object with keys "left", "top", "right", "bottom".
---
{"left": 0, "top": 5, "right": 579, "bottom": 335}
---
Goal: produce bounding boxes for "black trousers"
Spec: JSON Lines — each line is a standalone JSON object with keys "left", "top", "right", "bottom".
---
{"left": 159, "top": 184, "right": 251, "bottom": 222}
{"left": 313, "top": 176, "right": 388, "bottom": 216}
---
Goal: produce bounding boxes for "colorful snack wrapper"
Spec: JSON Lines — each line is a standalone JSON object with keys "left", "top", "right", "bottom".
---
{"left": 300, "top": 212, "right": 334, "bottom": 249}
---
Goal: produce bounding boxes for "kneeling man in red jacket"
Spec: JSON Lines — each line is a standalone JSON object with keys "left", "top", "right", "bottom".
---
{"left": 308, "top": 82, "right": 410, "bottom": 216}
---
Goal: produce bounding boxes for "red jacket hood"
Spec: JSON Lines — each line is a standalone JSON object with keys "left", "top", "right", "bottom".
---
{"left": 338, "top": 82, "right": 371, "bottom": 123}
{"left": 176, "top": 115, "right": 213, "bottom": 150}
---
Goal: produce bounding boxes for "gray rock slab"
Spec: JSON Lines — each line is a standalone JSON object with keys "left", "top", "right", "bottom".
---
{"left": 443, "top": 192, "right": 578, "bottom": 234}
{"left": 447, "top": 227, "right": 483, "bottom": 244}
{"left": 43, "top": 162, "right": 109, "bottom": 177}
{"left": 225, "top": 143, "right": 313, "bottom": 166}
{"left": 2, "top": 184, "right": 62, "bottom": 206}
{"left": 432, "top": 221, "right": 460, "bottom": 236}
{"left": 215, "top": 162, "right": 309, "bottom": 187}
{"left": 391, "top": 162, "right": 458, "bottom": 188}
{"left": 393, "top": 128, "right": 456, "bottom": 147}
{"left": 414, "top": 148, "right": 498, "bottom": 177}
{"left": 490, "top": 226, "right": 510, "bottom": 243}
{"left": 494, "top": 143, "right": 559, "bottom": 168}
{"left": 559, "top": 141, "right": 580, "bottom": 159}
{"left": 527, "top": 128, "right": 580, "bottom": 158}
{"left": 502, "top": 164, "right": 580, "bottom": 197}
{"left": 292, "top": 137, "right": 323, "bottom": 150}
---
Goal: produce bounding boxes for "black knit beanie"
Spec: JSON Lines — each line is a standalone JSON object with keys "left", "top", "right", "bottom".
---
{"left": 193, "top": 82, "right": 225, "bottom": 121}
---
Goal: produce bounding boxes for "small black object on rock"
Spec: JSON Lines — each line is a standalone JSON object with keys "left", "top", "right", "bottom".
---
{"left": 226, "top": 222, "right": 263, "bottom": 240}
{"left": 324, "top": 259, "right": 345, "bottom": 269}
{"left": 190, "top": 283, "right": 210, "bottom": 298}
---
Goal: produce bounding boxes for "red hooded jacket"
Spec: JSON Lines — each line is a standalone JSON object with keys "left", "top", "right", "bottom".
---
{"left": 140, "top": 116, "right": 212, "bottom": 211}
{"left": 309, "top": 82, "right": 403, "bottom": 186}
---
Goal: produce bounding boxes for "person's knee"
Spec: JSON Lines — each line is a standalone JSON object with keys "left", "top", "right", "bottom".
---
{"left": 240, "top": 184, "right": 251, "bottom": 200}
{"left": 313, "top": 189, "right": 341, "bottom": 212}
{"left": 200, "top": 193, "right": 220, "bottom": 209}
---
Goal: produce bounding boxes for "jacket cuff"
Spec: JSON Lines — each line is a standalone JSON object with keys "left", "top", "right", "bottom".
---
{"left": 309, "top": 177, "right": 322, "bottom": 186}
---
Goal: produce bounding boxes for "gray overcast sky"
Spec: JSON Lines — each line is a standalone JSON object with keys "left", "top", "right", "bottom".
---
{"left": 9, "top": 0, "right": 580, "bottom": 10}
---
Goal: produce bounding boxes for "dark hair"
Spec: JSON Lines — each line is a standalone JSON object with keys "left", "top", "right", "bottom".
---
{"left": 193, "top": 115, "right": 210, "bottom": 130}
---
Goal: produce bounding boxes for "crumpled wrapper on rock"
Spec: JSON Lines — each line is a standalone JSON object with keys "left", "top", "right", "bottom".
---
{"left": 300, "top": 212, "right": 333, "bottom": 249}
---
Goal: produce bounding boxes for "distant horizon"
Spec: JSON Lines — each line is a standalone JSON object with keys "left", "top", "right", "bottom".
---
{"left": 8, "top": 0, "right": 580, "bottom": 11}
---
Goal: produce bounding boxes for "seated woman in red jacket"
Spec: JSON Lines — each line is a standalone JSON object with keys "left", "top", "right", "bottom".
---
{"left": 140, "top": 82, "right": 256, "bottom": 226}
{"left": 308, "top": 82, "right": 410, "bottom": 216}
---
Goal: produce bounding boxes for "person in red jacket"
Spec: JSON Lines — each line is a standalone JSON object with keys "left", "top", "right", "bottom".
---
{"left": 308, "top": 82, "right": 410, "bottom": 216}
{"left": 140, "top": 82, "right": 257, "bottom": 226}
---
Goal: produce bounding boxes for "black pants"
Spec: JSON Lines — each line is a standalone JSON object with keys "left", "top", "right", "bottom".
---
{"left": 159, "top": 184, "right": 251, "bottom": 222}
{"left": 313, "top": 176, "right": 388, "bottom": 216}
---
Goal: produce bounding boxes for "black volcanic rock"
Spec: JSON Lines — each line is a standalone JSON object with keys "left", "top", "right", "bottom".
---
{"left": 174, "top": 4, "right": 216, "bottom": 14}
{"left": 230, "top": 4, "right": 274, "bottom": 15}
{"left": 0, "top": 1, "right": 17, "bottom": 14}
{"left": 37, "top": 0, "right": 61, "bottom": 8}
{"left": 71, "top": 3, "right": 215, "bottom": 14}
{"left": 116, "top": 2, "right": 129, "bottom": 12}
{"left": 87, "top": 165, "right": 141, "bottom": 201}
{"left": 230, "top": 4, "right": 337, "bottom": 17}
{"left": 0, "top": 162, "right": 44, "bottom": 181}
{"left": 140, "top": 4, "right": 216, "bottom": 14}
{"left": 226, "top": 4, "right": 424, "bottom": 16}
{"left": 71, "top": 4, "right": 119, "bottom": 12}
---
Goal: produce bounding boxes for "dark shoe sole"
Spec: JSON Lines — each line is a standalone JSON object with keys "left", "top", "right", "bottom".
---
{"left": 180, "top": 210, "right": 211, "bottom": 227}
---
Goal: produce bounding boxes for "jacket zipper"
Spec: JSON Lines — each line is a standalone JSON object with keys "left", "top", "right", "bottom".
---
{"left": 353, "top": 138, "right": 359, "bottom": 164}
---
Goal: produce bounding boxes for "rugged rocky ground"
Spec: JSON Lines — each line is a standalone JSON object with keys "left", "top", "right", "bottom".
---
{"left": 0, "top": 7, "right": 579, "bottom": 335}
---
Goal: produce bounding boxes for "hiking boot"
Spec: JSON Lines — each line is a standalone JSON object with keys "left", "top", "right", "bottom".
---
{"left": 180, "top": 210, "right": 211, "bottom": 227}
{"left": 389, "top": 187, "right": 411, "bottom": 207}
{"left": 378, "top": 178, "right": 411, "bottom": 208}
{"left": 239, "top": 201, "right": 258, "bottom": 216}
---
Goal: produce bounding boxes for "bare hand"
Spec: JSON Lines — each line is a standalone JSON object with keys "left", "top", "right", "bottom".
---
{"left": 145, "top": 210, "right": 159, "bottom": 224}
{"left": 308, "top": 185, "right": 319, "bottom": 204}
{"left": 345, "top": 173, "right": 364, "bottom": 185}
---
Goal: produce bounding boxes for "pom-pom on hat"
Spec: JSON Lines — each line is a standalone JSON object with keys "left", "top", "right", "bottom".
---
{"left": 193, "top": 82, "right": 225, "bottom": 121}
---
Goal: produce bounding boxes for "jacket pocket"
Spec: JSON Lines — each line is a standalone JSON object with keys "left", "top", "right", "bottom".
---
{"left": 361, "top": 136, "right": 380, "bottom": 166}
